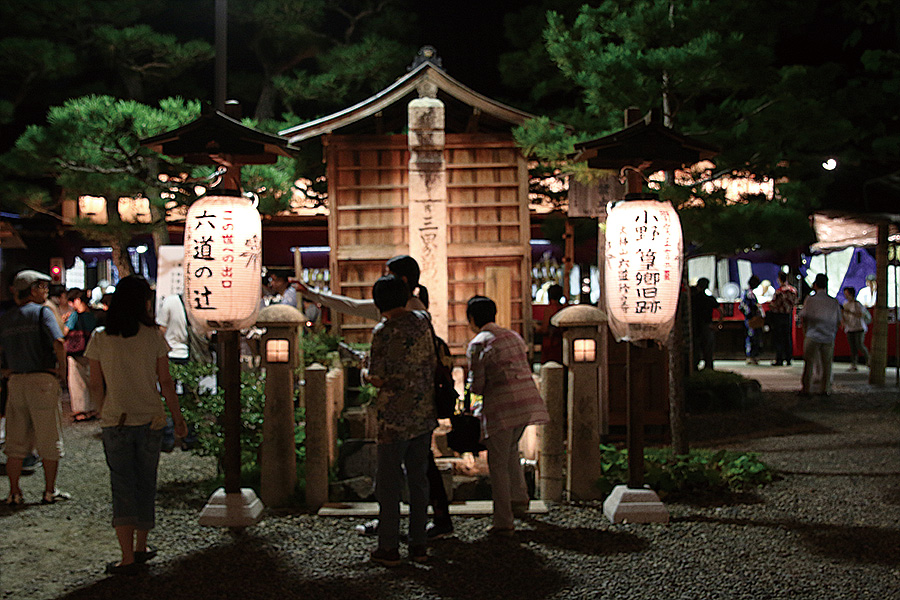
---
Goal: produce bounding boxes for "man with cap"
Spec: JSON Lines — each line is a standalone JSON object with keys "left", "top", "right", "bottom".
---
{"left": 0, "top": 270, "right": 69, "bottom": 505}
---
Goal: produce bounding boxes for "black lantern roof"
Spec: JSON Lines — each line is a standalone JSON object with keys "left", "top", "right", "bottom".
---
{"left": 571, "top": 111, "right": 718, "bottom": 171}
{"left": 141, "top": 107, "right": 298, "bottom": 165}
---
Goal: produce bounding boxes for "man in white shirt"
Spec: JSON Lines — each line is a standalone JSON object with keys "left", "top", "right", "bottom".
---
{"left": 799, "top": 274, "right": 841, "bottom": 396}
{"left": 156, "top": 294, "right": 189, "bottom": 363}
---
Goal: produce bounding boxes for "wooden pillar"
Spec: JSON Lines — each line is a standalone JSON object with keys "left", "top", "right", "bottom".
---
{"left": 260, "top": 323, "right": 300, "bottom": 508}
{"left": 870, "top": 222, "right": 889, "bottom": 385}
{"left": 408, "top": 86, "right": 449, "bottom": 339}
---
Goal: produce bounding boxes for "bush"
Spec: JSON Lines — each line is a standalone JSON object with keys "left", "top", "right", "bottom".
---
{"left": 170, "top": 362, "right": 306, "bottom": 482}
{"left": 686, "top": 369, "right": 761, "bottom": 412}
{"left": 597, "top": 444, "right": 774, "bottom": 498}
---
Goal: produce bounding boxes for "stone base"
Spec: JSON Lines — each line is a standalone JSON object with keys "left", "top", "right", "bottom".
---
{"left": 603, "top": 485, "right": 669, "bottom": 524}
{"left": 198, "top": 488, "right": 264, "bottom": 528}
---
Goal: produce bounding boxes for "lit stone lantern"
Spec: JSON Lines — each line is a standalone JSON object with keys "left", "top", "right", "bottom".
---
{"left": 257, "top": 304, "right": 305, "bottom": 507}
{"left": 551, "top": 304, "right": 607, "bottom": 500}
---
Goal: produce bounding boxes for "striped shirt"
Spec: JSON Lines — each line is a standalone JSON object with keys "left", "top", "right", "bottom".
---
{"left": 467, "top": 323, "right": 549, "bottom": 438}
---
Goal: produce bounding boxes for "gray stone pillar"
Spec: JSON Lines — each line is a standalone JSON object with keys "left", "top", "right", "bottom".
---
{"left": 408, "top": 82, "right": 449, "bottom": 338}
{"left": 539, "top": 362, "right": 565, "bottom": 502}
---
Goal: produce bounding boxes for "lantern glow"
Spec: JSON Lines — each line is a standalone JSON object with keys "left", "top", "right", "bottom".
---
{"left": 573, "top": 338, "right": 597, "bottom": 362}
{"left": 266, "top": 339, "right": 290, "bottom": 363}
{"left": 183, "top": 193, "right": 262, "bottom": 330}
{"left": 604, "top": 197, "right": 683, "bottom": 344}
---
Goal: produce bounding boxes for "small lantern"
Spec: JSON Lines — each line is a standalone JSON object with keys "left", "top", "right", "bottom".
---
{"left": 183, "top": 192, "right": 262, "bottom": 330}
{"left": 604, "top": 194, "right": 683, "bottom": 345}
{"left": 266, "top": 339, "right": 290, "bottom": 363}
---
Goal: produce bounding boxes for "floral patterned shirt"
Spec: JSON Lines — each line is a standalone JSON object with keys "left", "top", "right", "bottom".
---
{"left": 368, "top": 310, "right": 437, "bottom": 444}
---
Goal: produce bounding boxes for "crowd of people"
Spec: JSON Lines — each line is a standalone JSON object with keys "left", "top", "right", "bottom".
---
{"left": 691, "top": 271, "right": 874, "bottom": 396}
{"left": 0, "top": 256, "right": 553, "bottom": 572}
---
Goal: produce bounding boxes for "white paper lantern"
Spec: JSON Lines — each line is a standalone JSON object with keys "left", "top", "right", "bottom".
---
{"left": 604, "top": 197, "right": 683, "bottom": 344}
{"left": 183, "top": 193, "right": 262, "bottom": 330}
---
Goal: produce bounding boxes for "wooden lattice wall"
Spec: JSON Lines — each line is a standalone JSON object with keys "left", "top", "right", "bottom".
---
{"left": 325, "top": 133, "right": 532, "bottom": 357}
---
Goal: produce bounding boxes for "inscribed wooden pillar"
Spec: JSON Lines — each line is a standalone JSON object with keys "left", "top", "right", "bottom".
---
{"left": 408, "top": 93, "right": 449, "bottom": 338}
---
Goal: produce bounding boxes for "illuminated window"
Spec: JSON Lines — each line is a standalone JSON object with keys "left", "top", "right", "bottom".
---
{"left": 266, "top": 339, "right": 290, "bottom": 363}
{"left": 573, "top": 338, "right": 596, "bottom": 362}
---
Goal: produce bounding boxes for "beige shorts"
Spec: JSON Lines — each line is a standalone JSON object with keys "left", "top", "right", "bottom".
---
{"left": 4, "top": 372, "right": 64, "bottom": 461}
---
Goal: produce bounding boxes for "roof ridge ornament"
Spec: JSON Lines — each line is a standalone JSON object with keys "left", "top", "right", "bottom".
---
{"left": 409, "top": 45, "right": 442, "bottom": 71}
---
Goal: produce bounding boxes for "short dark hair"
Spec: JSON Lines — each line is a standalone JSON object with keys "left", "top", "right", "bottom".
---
{"left": 548, "top": 284, "right": 564, "bottom": 302}
{"left": 748, "top": 275, "right": 760, "bottom": 288}
{"left": 466, "top": 295, "right": 497, "bottom": 328}
{"left": 372, "top": 274, "right": 410, "bottom": 313}
{"left": 814, "top": 274, "right": 828, "bottom": 289}
{"left": 67, "top": 288, "right": 87, "bottom": 304}
{"left": 843, "top": 286, "right": 856, "bottom": 295}
{"left": 49, "top": 284, "right": 66, "bottom": 298}
{"left": 778, "top": 271, "right": 789, "bottom": 284}
{"left": 385, "top": 255, "right": 420, "bottom": 289}
{"left": 696, "top": 277, "right": 710, "bottom": 290}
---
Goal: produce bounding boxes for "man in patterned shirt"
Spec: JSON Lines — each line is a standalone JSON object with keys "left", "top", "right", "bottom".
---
{"left": 466, "top": 295, "right": 549, "bottom": 537}
{"left": 768, "top": 271, "right": 799, "bottom": 366}
{"left": 365, "top": 274, "right": 437, "bottom": 566}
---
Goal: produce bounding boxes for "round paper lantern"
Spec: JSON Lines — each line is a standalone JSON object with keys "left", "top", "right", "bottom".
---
{"left": 183, "top": 192, "right": 262, "bottom": 330}
{"left": 604, "top": 195, "right": 683, "bottom": 344}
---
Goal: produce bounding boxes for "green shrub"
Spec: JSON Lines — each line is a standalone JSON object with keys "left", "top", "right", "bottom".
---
{"left": 597, "top": 444, "right": 774, "bottom": 498}
{"left": 686, "top": 369, "right": 758, "bottom": 412}
{"left": 300, "top": 329, "right": 344, "bottom": 367}
{"left": 169, "top": 362, "right": 306, "bottom": 477}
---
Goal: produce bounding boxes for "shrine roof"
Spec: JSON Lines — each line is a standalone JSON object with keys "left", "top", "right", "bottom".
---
{"left": 141, "top": 108, "right": 298, "bottom": 165}
{"left": 571, "top": 111, "right": 718, "bottom": 172}
{"left": 279, "top": 60, "right": 541, "bottom": 143}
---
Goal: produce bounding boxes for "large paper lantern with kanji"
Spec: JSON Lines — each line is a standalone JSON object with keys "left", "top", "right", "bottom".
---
{"left": 604, "top": 194, "right": 683, "bottom": 344}
{"left": 183, "top": 192, "right": 262, "bottom": 330}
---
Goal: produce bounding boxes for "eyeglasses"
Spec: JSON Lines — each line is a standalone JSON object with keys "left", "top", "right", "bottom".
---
{"left": 34, "top": 283, "right": 49, "bottom": 290}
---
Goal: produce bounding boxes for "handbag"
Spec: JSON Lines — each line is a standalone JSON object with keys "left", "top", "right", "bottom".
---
{"left": 64, "top": 312, "right": 88, "bottom": 356}
{"left": 432, "top": 333, "right": 457, "bottom": 419}
{"left": 446, "top": 389, "right": 485, "bottom": 454}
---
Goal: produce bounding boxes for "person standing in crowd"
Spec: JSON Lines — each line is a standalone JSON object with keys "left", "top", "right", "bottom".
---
{"left": 535, "top": 283, "right": 565, "bottom": 365}
{"left": 841, "top": 286, "right": 870, "bottom": 371}
{"left": 739, "top": 275, "right": 764, "bottom": 365}
{"left": 46, "top": 284, "right": 69, "bottom": 332}
{"left": 690, "top": 278, "right": 720, "bottom": 371}
{"left": 296, "top": 255, "right": 453, "bottom": 540}
{"left": 0, "top": 270, "right": 69, "bottom": 506}
{"left": 768, "top": 271, "right": 798, "bottom": 367}
{"left": 799, "top": 274, "right": 841, "bottom": 396}
{"left": 64, "top": 289, "right": 98, "bottom": 422}
{"left": 364, "top": 274, "right": 436, "bottom": 566}
{"left": 267, "top": 271, "right": 299, "bottom": 308}
{"left": 856, "top": 273, "right": 877, "bottom": 308}
{"left": 155, "top": 293, "right": 197, "bottom": 452}
{"left": 85, "top": 276, "right": 187, "bottom": 575}
{"left": 466, "top": 295, "right": 549, "bottom": 537}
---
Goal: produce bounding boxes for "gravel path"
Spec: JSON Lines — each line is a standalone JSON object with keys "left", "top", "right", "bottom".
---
{"left": 2, "top": 377, "right": 899, "bottom": 600}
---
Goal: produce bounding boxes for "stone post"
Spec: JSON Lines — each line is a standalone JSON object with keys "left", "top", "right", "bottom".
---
{"left": 305, "top": 363, "right": 329, "bottom": 511}
{"left": 408, "top": 80, "right": 449, "bottom": 338}
{"left": 539, "top": 362, "right": 565, "bottom": 502}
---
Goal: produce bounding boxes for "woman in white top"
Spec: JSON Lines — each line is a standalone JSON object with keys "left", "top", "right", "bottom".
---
{"left": 85, "top": 276, "right": 187, "bottom": 576}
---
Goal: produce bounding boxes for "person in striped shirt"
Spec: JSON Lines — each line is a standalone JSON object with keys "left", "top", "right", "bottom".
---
{"left": 466, "top": 296, "right": 549, "bottom": 537}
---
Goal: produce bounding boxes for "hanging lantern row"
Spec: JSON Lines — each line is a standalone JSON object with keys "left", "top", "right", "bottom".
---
{"left": 183, "top": 191, "right": 262, "bottom": 331}
{"left": 604, "top": 194, "right": 683, "bottom": 345}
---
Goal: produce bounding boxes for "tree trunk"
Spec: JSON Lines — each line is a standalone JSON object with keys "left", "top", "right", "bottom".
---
{"left": 869, "top": 222, "right": 888, "bottom": 385}
{"left": 105, "top": 196, "right": 134, "bottom": 278}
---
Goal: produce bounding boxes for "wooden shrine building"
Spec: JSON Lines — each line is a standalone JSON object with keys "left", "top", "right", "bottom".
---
{"left": 280, "top": 48, "right": 539, "bottom": 354}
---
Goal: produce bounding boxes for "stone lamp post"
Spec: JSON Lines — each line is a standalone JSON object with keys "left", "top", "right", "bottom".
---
{"left": 551, "top": 304, "right": 608, "bottom": 500}
{"left": 257, "top": 305, "right": 305, "bottom": 507}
